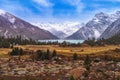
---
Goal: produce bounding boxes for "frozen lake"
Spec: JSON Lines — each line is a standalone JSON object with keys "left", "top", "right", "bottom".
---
{"left": 38, "top": 40, "right": 84, "bottom": 44}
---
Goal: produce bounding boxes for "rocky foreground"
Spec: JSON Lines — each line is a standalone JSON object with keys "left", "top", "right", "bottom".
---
{"left": 0, "top": 56, "right": 119, "bottom": 80}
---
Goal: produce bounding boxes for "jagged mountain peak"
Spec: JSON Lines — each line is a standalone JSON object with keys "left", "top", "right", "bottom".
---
{"left": 0, "top": 9, "right": 16, "bottom": 24}
{"left": 94, "top": 12, "right": 109, "bottom": 19}
{"left": 92, "top": 12, "right": 110, "bottom": 24}
{"left": 3, "top": 13, "right": 16, "bottom": 24}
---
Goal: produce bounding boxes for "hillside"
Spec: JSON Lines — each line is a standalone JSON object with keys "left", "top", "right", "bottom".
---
{"left": 0, "top": 9, "right": 58, "bottom": 40}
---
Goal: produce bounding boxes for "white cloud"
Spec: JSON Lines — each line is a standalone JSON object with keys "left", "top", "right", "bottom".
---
{"left": 32, "top": 0, "right": 54, "bottom": 19}
{"left": 33, "top": 0, "right": 53, "bottom": 7}
{"left": 64, "top": 0, "right": 84, "bottom": 13}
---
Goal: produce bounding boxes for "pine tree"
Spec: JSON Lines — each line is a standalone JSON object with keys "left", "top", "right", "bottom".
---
{"left": 73, "top": 53, "right": 78, "bottom": 60}
{"left": 19, "top": 48, "right": 23, "bottom": 55}
{"left": 36, "top": 50, "right": 43, "bottom": 60}
{"left": 52, "top": 49, "right": 57, "bottom": 57}
{"left": 45, "top": 49, "right": 50, "bottom": 60}
{"left": 41, "top": 52, "right": 46, "bottom": 60}
{"left": 84, "top": 55, "right": 91, "bottom": 71}
{"left": 10, "top": 47, "right": 23, "bottom": 56}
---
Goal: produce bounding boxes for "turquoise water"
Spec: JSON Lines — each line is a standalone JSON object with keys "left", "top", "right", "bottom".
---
{"left": 38, "top": 40, "right": 84, "bottom": 44}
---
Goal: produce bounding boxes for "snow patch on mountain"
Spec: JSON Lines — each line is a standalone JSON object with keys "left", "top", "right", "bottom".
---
{"left": 4, "top": 13, "right": 16, "bottom": 24}
{"left": 93, "top": 18, "right": 100, "bottom": 23}
{"left": 4, "top": 30, "right": 8, "bottom": 37}
{"left": 13, "top": 25, "right": 17, "bottom": 29}
{"left": 93, "top": 28, "right": 100, "bottom": 38}
{"left": 8, "top": 17, "right": 15, "bottom": 23}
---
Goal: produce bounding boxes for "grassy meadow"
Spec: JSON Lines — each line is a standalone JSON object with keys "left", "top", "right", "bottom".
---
{"left": 15, "top": 45, "right": 120, "bottom": 56}
{"left": 0, "top": 45, "right": 119, "bottom": 58}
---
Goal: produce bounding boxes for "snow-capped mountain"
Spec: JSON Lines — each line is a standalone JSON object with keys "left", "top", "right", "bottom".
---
{"left": 33, "top": 22, "right": 81, "bottom": 39}
{"left": 0, "top": 9, "right": 58, "bottom": 40}
{"left": 67, "top": 11, "right": 120, "bottom": 40}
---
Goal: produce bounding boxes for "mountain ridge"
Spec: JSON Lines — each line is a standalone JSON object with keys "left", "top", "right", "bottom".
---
{"left": 0, "top": 9, "right": 58, "bottom": 40}
{"left": 67, "top": 11, "right": 120, "bottom": 40}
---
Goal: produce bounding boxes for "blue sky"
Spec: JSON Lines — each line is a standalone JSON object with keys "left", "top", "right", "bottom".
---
{"left": 0, "top": 0, "right": 120, "bottom": 23}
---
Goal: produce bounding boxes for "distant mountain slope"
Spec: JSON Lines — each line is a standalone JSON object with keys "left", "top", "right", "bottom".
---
{"left": 0, "top": 9, "right": 58, "bottom": 40}
{"left": 67, "top": 11, "right": 120, "bottom": 40}
{"left": 100, "top": 18, "right": 120, "bottom": 39}
{"left": 33, "top": 22, "right": 81, "bottom": 39}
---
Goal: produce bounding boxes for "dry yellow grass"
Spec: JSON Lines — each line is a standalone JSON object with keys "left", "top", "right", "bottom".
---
{"left": 0, "top": 48, "right": 12, "bottom": 58}
{"left": 15, "top": 45, "right": 120, "bottom": 56}
{"left": 0, "top": 45, "right": 119, "bottom": 58}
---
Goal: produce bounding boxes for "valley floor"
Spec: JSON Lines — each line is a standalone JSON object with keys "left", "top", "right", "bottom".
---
{"left": 0, "top": 45, "right": 119, "bottom": 80}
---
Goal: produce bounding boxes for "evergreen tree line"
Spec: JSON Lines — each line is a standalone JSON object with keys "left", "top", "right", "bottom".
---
{"left": 84, "top": 38, "right": 105, "bottom": 46}
{"left": 84, "top": 33, "right": 120, "bottom": 46}
{"left": 104, "top": 33, "right": 120, "bottom": 45}
{"left": 1, "top": 32, "right": 120, "bottom": 48}
{"left": 0, "top": 36, "right": 36, "bottom": 48}
{"left": 37, "top": 41, "right": 82, "bottom": 47}
{"left": 38, "top": 33, "right": 120, "bottom": 46}
{"left": 0, "top": 35, "right": 83, "bottom": 48}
